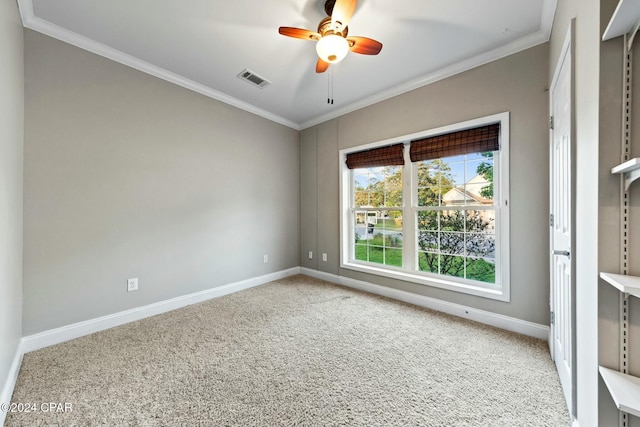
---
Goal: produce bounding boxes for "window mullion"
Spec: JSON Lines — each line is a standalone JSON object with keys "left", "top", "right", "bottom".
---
{"left": 402, "top": 143, "right": 415, "bottom": 271}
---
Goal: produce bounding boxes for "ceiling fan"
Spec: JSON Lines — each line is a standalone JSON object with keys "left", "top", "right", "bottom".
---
{"left": 278, "top": 0, "right": 383, "bottom": 73}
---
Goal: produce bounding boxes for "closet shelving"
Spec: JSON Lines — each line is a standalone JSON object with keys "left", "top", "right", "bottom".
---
{"left": 599, "top": 366, "right": 640, "bottom": 418}
{"left": 599, "top": 273, "right": 640, "bottom": 418}
{"left": 603, "top": 0, "right": 640, "bottom": 43}
{"left": 601, "top": 0, "right": 640, "bottom": 424}
{"left": 612, "top": 158, "right": 640, "bottom": 191}
{"left": 601, "top": 272, "right": 640, "bottom": 297}
{"left": 600, "top": 208, "right": 640, "bottom": 421}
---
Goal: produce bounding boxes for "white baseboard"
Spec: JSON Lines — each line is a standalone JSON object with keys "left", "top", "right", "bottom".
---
{"left": 22, "top": 267, "right": 301, "bottom": 354}
{"left": 300, "top": 268, "right": 550, "bottom": 340}
{"left": 0, "top": 340, "right": 24, "bottom": 426}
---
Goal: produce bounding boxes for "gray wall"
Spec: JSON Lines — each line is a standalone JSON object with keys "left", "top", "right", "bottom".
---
{"left": 300, "top": 129, "right": 318, "bottom": 271}
{"left": 0, "top": 0, "right": 24, "bottom": 403}
{"left": 301, "top": 43, "right": 551, "bottom": 325}
{"left": 23, "top": 30, "right": 300, "bottom": 335}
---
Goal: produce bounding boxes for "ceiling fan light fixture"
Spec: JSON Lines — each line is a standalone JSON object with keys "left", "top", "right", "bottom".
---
{"left": 316, "top": 34, "right": 349, "bottom": 64}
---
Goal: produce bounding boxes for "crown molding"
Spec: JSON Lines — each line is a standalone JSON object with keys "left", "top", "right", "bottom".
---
{"left": 299, "top": 0, "right": 556, "bottom": 129}
{"left": 18, "top": 0, "right": 556, "bottom": 131}
{"left": 541, "top": 0, "right": 558, "bottom": 38}
{"left": 299, "top": 26, "right": 553, "bottom": 129}
{"left": 17, "top": 0, "right": 301, "bottom": 130}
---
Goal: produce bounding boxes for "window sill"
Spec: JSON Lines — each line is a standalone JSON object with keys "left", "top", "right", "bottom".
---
{"left": 341, "top": 261, "right": 509, "bottom": 302}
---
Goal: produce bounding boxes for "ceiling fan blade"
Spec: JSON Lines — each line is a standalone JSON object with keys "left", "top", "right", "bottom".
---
{"left": 347, "top": 36, "right": 383, "bottom": 55}
{"left": 331, "top": 0, "right": 357, "bottom": 33}
{"left": 316, "top": 58, "right": 330, "bottom": 73}
{"left": 278, "top": 27, "right": 321, "bottom": 41}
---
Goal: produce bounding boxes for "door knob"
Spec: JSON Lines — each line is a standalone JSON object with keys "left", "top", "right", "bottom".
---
{"left": 553, "top": 250, "right": 571, "bottom": 258}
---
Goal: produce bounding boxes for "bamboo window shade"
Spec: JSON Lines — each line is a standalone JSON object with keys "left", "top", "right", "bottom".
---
{"left": 410, "top": 123, "right": 500, "bottom": 162}
{"left": 345, "top": 143, "right": 405, "bottom": 169}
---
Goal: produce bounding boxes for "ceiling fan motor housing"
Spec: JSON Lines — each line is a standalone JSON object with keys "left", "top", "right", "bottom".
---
{"left": 317, "top": 16, "right": 348, "bottom": 37}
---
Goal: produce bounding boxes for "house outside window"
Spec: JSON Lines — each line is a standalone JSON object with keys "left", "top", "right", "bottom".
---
{"left": 340, "top": 113, "right": 510, "bottom": 301}
{"left": 416, "top": 153, "right": 497, "bottom": 284}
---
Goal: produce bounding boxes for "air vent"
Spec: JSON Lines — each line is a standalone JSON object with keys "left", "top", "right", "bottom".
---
{"left": 237, "top": 69, "right": 271, "bottom": 89}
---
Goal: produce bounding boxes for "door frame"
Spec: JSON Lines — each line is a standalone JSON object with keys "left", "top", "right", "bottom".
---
{"left": 549, "top": 19, "right": 577, "bottom": 418}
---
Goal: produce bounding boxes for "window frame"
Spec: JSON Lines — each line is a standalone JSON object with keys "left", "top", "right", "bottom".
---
{"left": 339, "top": 112, "right": 510, "bottom": 301}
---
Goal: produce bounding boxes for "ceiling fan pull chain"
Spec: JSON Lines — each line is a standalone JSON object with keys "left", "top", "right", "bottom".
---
{"left": 327, "top": 71, "right": 330, "bottom": 104}
{"left": 327, "top": 69, "right": 331, "bottom": 104}
{"left": 332, "top": 68, "right": 334, "bottom": 104}
{"left": 328, "top": 68, "right": 334, "bottom": 105}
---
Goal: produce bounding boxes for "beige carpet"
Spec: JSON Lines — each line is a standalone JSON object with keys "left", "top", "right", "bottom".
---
{"left": 6, "top": 275, "right": 570, "bottom": 426}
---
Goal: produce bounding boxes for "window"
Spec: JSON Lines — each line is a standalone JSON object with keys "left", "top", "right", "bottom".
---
{"left": 415, "top": 153, "right": 497, "bottom": 283}
{"left": 353, "top": 165, "right": 403, "bottom": 268}
{"left": 340, "top": 113, "right": 509, "bottom": 301}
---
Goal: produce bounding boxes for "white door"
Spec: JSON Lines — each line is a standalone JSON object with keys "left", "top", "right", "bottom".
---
{"left": 550, "top": 35, "right": 574, "bottom": 416}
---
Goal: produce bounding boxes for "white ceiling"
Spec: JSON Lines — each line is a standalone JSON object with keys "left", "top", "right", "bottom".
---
{"left": 18, "top": 0, "right": 556, "bottom": 130}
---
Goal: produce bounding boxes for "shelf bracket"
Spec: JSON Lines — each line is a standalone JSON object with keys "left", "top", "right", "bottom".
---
{"left": 627, "top": 20, "right": 640, "bottom": 52}
{"left": 623, "top": 168, "right": 640, "bottom": 192}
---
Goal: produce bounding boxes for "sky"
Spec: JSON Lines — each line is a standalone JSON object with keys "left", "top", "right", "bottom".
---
{"left": 353, "top": 152, "right": 493, "bottom": 190}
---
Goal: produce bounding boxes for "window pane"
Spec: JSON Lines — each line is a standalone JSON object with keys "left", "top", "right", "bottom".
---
{"left": 418, "top": 187, "right": 441, "bottom": 206}
{"left": 439, "top": 210, "right": 464, "bottom": 232}
{"left": 353, "top": 209, "right": 403, "bottom": 268}
{"left": 418, "top": 210, "right": 438, "bottom": 231}
{"left": 439, "top": 254, "right": 466, "bottom": 278}
{"left": 386, "top": 188, "right": 403, "bottom": 207}
{"left": 353, "top": 171, "right": 371, "bottom": 207}
{"left": 418, "top": 231, "right": 438, "bottom": 253}
{"left": 415, "top": 208, "right": 497, "bottom": 284}
{"left": 466, "top": 152, "right": 494, "bottom": 203}
{"left": 416, "top": 159, "right": 455, "bottom": 207}
{"left": 353, "top": 166, "right": 402, "bottom": 208}
{"left": 383, "top": 232, "right": 403, "bottom": 249}
{"left": 466, "top": 210, "right": 495, "bottom": 233}
{"left": 433, "top": 152, "right": 496, "bottom": 208}
{"left": 384, "top": 248, "right": 403, "bottom": 267}
{"left": 354, "top": 190, "right": 369, "bottom": 207}
{"left": 355, "top": 243, "right": 368, "bottom": 262}
{"left": 466, "top": 233, "right": 495, "bottom": 258}
{"left": 388, "top": 210, "right": 403, "bottom": 230}
{"left": 464, "top": 151, "right": 486, "bottom": 161}
{"left": 418, "top": 251, "right": 438, "bottom": 273}
{"left": 354, "top": 211, "right": 367, "bottom": 235}
{"left": 466, "top": 257, "right": 495, "bottom": 283}
{"left": 440, "top": 232, "right": 465, "bottom": 255}
{"left": 367, "top": 232, "right": 403, "bottom": 267}
{"left": 464, "top": 180, "right": 492, "bottom": 206}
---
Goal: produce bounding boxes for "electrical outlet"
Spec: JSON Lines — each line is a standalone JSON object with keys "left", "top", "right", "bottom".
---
{"left": 263, "top": 254, "right": 269, "bottom": 263}
{"left": 308, "top": 251, "right": 313, "bottom": 259}
{"left": 127, "top": 278, "right": 138, "bottom": 292}
{"left": 322, "top": 253, "right": 327, "bottom": 262}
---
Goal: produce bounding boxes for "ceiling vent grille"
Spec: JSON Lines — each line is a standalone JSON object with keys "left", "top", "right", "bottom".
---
{"left": 237, "top": 69, "right": 271, "bottom": 89}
